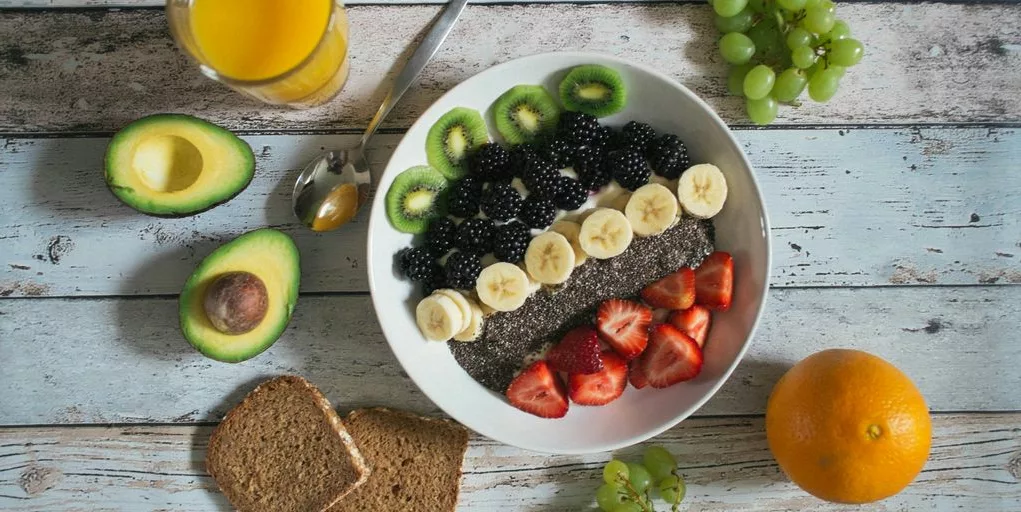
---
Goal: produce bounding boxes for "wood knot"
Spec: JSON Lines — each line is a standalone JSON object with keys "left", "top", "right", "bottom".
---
{"left": 1008, "top": 453, "right": 1021, "bottom": 481}
{"left": 18, "top": 464, "right": 63, "bottom": 496}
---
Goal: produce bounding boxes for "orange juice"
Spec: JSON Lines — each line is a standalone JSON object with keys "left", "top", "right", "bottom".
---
{"left": 169, "top": 0, "right": 350, "bottom": 107}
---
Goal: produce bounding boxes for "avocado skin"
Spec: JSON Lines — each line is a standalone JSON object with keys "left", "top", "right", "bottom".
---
{"left": 178, "top": 228, "right": 301, "bottom": 363}
{"left": 104, "top": 113, "right": 255, "bottom": 217}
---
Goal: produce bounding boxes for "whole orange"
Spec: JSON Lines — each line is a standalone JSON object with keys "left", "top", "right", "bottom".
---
{"left": 765, "top": 349, "right": 932, "bottom": 504}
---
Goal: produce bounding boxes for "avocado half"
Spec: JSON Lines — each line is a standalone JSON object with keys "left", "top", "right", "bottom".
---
{"left": 179, "top": 229, "right": 300, "bottom": 362}
{"left": 105, "top": 114, "right": 255, "bottom": 217}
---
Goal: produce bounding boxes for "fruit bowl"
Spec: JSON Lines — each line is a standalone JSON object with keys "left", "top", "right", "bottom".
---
{"left": 367, "top": 51, "right": 770, "bottom": 454}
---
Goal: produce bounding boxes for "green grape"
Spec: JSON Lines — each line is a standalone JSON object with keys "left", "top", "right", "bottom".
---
{"left": 802, "top": 6, "right": 835, "bottom": 34}
{"left": 657, "top": 475, "right": 687, "bottom": 504}
{"left": 777, "top": 0, "right": 806, "bottom": 11}
{"left": 828, "top": 38, "right": 864, "bottom": 66}
{"left": 786, "top": 27, "right": 813, "bottom": 50}
{"left": 713, "top": 0, "right": 749, "bottom": 18}
{"left": 610, "top": 503, "right": 644, "bottom": 512}
{"left": 828, "top": 20, "right": 851, "bottom": 40}
{"left": 603, "top": 459, "right": 630, "bottom": 485}
{"left": 773, "top": 68, "right": 808, "bottom": 102}
{"left": 818, "top": 0, "right": 836, "bottom": 14}
{"left": 642, "top": 446, "right": 677, "bottom": 481}
{"left": 804, "top": 0, "right": 822, "bottom": 8}
{"left": 808, "top": 67, "right": 841, "bottom": 102}
{"left": 747, "top": 19, "right": 788, "bottom": 66}
{"left": 596, "top": 483, "right": 627, "bottom": 511}
{"left": 746, "top": 96, "right": 779, "bottom": 125}
{"left": 625, "top": 463, "right": 653, "bottom": 493}
{"left": 742, "top": 64, "right": 776, "bottom": 100}
{"left": 714, "top": 7, "right": 755, "bottom": 33}
{"left": 747, "top": 0, "right": 766, "bottom": 13}
{"left": 792, "top": 46, "right": 816, "bottom": 69}
{"left": 829, "top": 64, "right": 846, "bottom": 77}
{"left": 727, "top": 64, "right": 754, "bottom": 96}
{"left": 719, "top": 32, "right": 756, "bottom": 65}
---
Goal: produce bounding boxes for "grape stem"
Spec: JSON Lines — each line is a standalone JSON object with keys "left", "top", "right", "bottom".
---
{"left": 615, "top": 474, "right": 655, "bottom": 512}
{"left": 669, "top": 469, "right": 683, "bottom": 512}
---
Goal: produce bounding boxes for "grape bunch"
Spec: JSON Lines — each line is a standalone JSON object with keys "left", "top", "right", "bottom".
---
{"left": 595, "top": 446, "right": 687, "bottom": 512}
{"left": 712, "top": 0, "right": 865, "bottom": 125}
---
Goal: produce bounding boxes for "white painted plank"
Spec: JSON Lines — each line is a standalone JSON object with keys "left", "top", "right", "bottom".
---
{"left": 0, "top": 4, "right": 1019, "bottom": 132}
{"left": 0, "top": 414, "right": 1017, "bottom": 510}
{"left": 2, "top": 128, "right": 1018, "bottom": 297}
{"left": 0, "top": 286, "right": 1017, "bottom": 425}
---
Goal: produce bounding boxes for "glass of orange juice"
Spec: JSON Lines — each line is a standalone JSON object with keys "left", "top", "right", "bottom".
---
{"left": 167, "top": 0, "right": 350, "bottom": 108}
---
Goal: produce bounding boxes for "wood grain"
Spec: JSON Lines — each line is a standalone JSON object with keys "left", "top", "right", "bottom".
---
{"left": 0, "top": 414, "right": 1017, "bottom": 510}
{"left": 2, "top": 127, "right": 1018, "bottom": 297}
{"left": 0, "top": 286, "right": 1018, "bottom": 425}
{"left": 0, "top": 4, "right": 1019, "bottom": 132}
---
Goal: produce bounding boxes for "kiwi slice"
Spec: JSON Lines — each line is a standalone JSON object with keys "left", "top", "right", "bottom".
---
{"left": 558, "top": 64, "right": 627, "bottom": 118}
{"left": 426, "top": 107, "right": 489, "bottom": 180}
{"left": 385, "top": 165, "right": 449, "bottom": 234}
{"left": 492, "top": 85, "right": 561, "bottom": 145}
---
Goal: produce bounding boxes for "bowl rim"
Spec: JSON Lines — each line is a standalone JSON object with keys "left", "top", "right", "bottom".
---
{"left": 366, "top": 50, "right": 772, "bottom": 453}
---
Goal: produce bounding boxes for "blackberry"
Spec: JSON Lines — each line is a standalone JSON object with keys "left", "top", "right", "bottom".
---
{"left": 646, "top": 134, "right": 690, "bottom": 180}
{"left": 622, "top": 121, "right": 657, "bottom": 152}
{"left": 492, "top": 220, "right": 531, "bottom": 263}
{"left": 580, "top": 165, "right": 613, "bottom": 191}
{"left": 539, "top": 136, "right": 576, "bottom": 169}
{"left": 480, "top": 183, "right": 523, "bottom": 222}
{"left": 606, "top": 147, "right": 650, "bottom": 190}
{"left": 422, "top": 269, "right": 449, "bottom": 296}
{"left": 397, "top": 247, "right": 437, "bottom": 282}
{"left": 445, "top": 251, "right": 482, "bottom": 290}
{"left": 572, "top": 145, "right": 603, "bottom": 174}
{"left": 554, "top": 176, "right": 588, "bottom": 211}
{"left": 519, "top": 196, "right": 557, "bottom": 229}
{"left": 557, "top": 111, "right": 600, "bottom": 146}
{"left": 509, "top": 144, "right": 540, "bottom": 179}
{"left": 590, "top": 125, "right": 618, "bottom": 150}
{"left": 455, "top": 217, "right": 495, "bottom": 255}
{"left": 470, "top": 143, "right": 513, "bottom": 182}
{"left": 447, "top": 176, "right": 483, "bottom": 218}
{"left": 425, "top": 217, "right": 457, "bottom": 256}
{"left": 522, "top": 157, "right": 562, "bottom": 200}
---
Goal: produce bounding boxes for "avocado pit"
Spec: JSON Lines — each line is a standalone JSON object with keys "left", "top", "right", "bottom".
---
{"left": 203, "top": 271, "right": 269, "bottom": 335}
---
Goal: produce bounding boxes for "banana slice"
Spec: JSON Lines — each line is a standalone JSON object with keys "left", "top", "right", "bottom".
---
{"left": 549, "top": 220, "right": 588, "bottom": 267}
{"left": 452, "top": 299, "right": 485, "bottom": 342}
{"left": 678, "top": 163, "right": 728, "bottom": 219}
{"left": 579, "top": 208, "right": 634, "bottom": 259}
{"left": 415, "top": 294, "right": 464, "bottom": 342}
{"left": 432, "top": 289, "right": 472, "bottom": 333}
{"left": 625, "top": 183, "right": 679, "bottom": 237}
{"left": 475, "top": 262, "right": 531, "bottom": 312}
{"left": 524, "top": 232, "right": 576, "bottom": 285}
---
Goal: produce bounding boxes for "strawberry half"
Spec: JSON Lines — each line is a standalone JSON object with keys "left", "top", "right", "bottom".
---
{"left": 641, "top": 267, "right": 696, "bottom": 310}
{"left": 628, "top": 357, "right": 649, "bottom": 389}
{"left": 641, "top": 323, "right": 703, "bottom": 388}
{"left": 568, "top": 351, "right": 628, "bottom": 405}
{"left": 596, "top": 298, "right": 652, "bottom": 360}
{"left": 694, "top": 251, "right": 733, "bottom": 311}
{"left": 667, "top": 305, "right": 712, "bottom": 348}
{"left": 506, "top": 360, "right": 569, "bottom": 418}
{"left": 547, "top": 326, "right": 604, "bottom": 375}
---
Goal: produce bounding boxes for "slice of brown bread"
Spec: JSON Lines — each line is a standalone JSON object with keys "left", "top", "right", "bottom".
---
{"left": 206, "top": 375, "right": 370, "bottom": 512}
{"left": 330, "top": 408, "right": 470, "bottom": 512}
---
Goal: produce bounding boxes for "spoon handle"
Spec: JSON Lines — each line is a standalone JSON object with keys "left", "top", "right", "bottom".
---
{"left": 360, "top": 0, "right": 470, "bottom": 147}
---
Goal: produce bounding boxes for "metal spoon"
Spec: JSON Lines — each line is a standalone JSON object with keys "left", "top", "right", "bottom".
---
{"left": 293, "top": 0, "right": 470, "bottom": 232}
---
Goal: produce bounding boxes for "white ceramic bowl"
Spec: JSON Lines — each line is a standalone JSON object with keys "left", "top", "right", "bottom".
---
{"left": 367, "top": 52, "right": 770, "bottom": 454}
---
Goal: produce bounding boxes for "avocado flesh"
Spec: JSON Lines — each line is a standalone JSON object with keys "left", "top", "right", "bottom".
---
{"left": 105, "top": 114, "right": 255, "bottom": 217}
{"left": 179, "top": 229, "right": 300, "bottom": 362}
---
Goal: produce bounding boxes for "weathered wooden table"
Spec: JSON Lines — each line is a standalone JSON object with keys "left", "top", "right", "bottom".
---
{"left": 1, "top": 0, "right": 1019, "bottom": 510}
